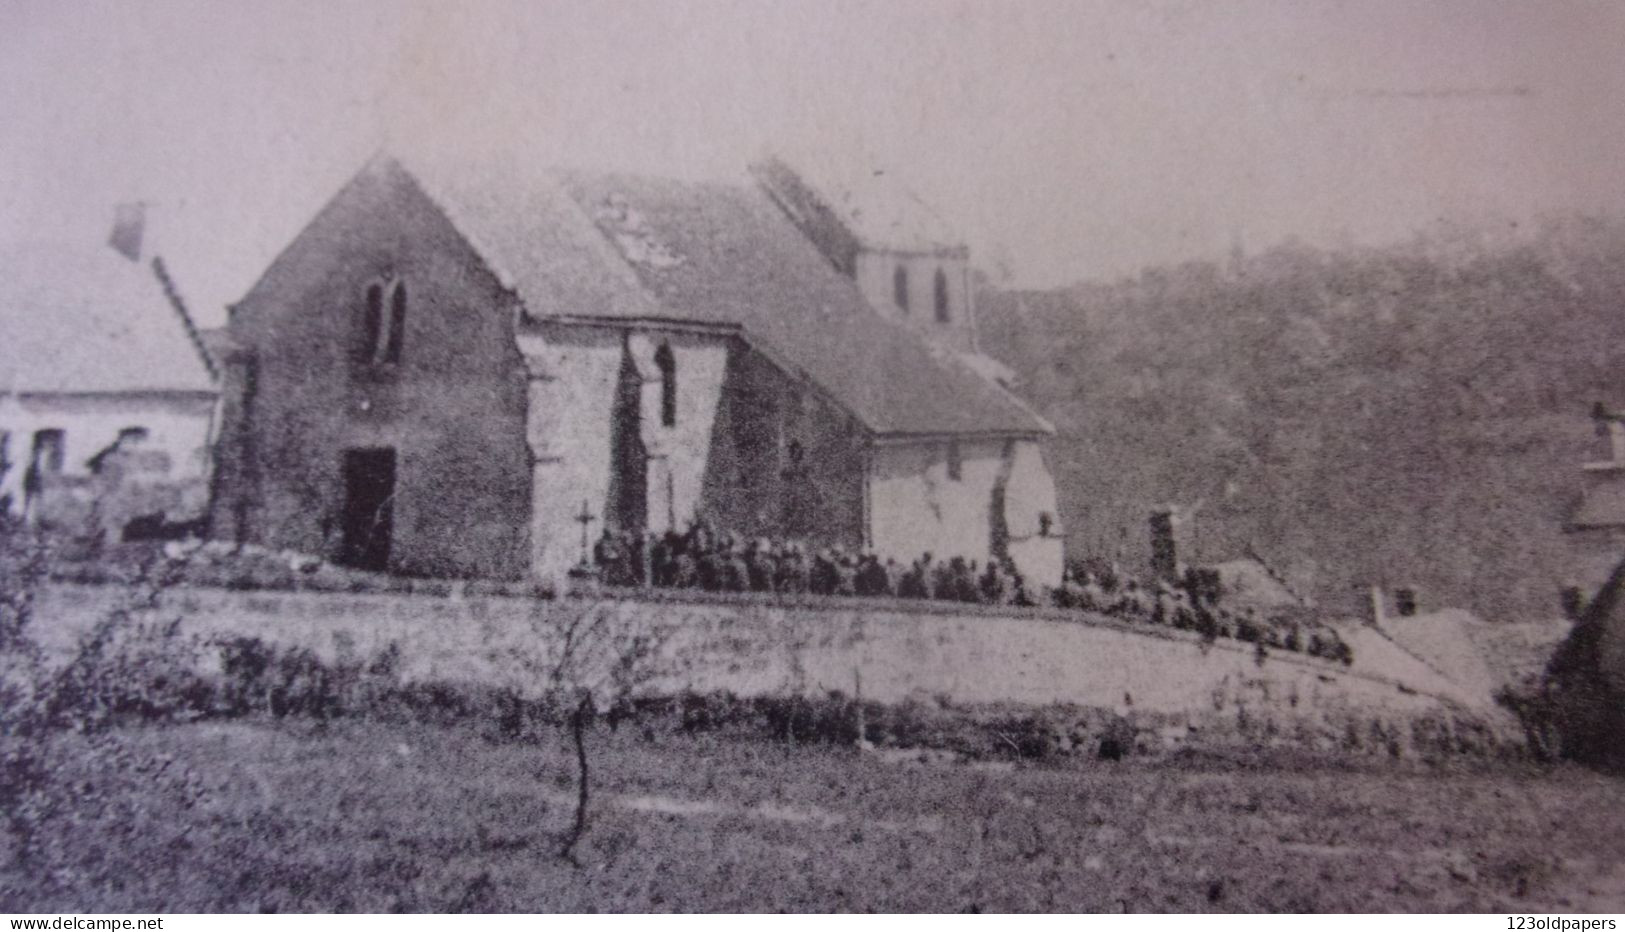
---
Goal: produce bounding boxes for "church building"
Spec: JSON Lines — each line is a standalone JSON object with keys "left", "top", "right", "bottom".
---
{"left": 209, "top": 152, "right": 1064, "bottom": 587}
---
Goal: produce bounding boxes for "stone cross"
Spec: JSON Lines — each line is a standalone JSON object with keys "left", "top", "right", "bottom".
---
{"left": 575, "top": 499, "right": 597, "bottom": 566}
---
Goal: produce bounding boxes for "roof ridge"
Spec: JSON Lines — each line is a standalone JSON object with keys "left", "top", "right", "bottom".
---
{"left": 151, "top": 255, "right": 219, "bottom": 382}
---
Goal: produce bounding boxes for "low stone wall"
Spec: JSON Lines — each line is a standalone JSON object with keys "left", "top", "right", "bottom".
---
{"left": 37, "top": 583, "right": 1498, "bottom": 732}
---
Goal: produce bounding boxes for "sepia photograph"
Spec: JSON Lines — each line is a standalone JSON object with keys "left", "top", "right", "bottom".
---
{"left": 2, "top": 0, "right": 1624, "bottom": 916}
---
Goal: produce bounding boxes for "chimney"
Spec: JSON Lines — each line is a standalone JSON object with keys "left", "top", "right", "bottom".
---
{"left": 1393, "top": 586, "right": 1419, "bottom": 618}
{"left": 1589, "top": 402, "right": 1625, "bottom": 464}
{"left": 109, "top": 202, "right": 145, "bottom": 262}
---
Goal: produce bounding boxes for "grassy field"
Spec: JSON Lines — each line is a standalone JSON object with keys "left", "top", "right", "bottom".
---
{"left": 4, "top": 718, "right": 1623, "bottom": 913}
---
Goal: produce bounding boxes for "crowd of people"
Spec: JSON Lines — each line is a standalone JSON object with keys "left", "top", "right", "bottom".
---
{"left": 590, "top": 521, "right": 1354, "bottom": 664}
{"left": 590, "top": 521, "right": 1038, "bottom": 605}
{"left": 1053, "top": 565, "right": 1353, "bottom": 663}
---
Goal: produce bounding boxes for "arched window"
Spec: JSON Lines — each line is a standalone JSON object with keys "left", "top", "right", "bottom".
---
{"left": 934, "top": 267, "right": 951, "bottom": 322}
{"left": 892, "top": 265, "right": 909, "bottom": 312}
{"left": 357, "top": 283, "right": 384, "bottom": 364}
{"left": 356, "top": 280, "right": 406, "bottom": 366}
{"left": 655, "top": 342, "right": 677, "bottom": 427}
{"left": 384, "top": 281, "right": 406, "bottom": 364}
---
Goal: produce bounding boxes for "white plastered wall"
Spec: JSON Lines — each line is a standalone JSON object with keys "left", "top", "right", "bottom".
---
{"left": 519, "top": 323, "right": 729, "bottom": 585}
{"left": 869, "top": 435, "right": 1063, "bottom": 587}
{"left": 1003, "top": 438, "right": 1065, "bottom": 588}
{"left": 852, "top": 251, "right": 976, "bottom": 353}
{"left": 0, "top": 391, "right": 216, "bottom": 517}
{"left": 869, "top": 437, "right": 1002, "bottom": 568}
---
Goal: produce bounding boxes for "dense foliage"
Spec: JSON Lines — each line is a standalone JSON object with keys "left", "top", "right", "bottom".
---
{"left": 980, "top": 216, "right": 1625, "bottom": 622}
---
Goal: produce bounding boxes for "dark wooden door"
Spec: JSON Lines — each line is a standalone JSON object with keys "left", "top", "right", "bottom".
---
{"left": 340, "top": 448, "right": 395, "bottom": 571}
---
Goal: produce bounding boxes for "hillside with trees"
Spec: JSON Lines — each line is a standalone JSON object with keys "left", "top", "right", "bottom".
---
{"left": 979, "top": 216, "right": 1625, "bottom": 623}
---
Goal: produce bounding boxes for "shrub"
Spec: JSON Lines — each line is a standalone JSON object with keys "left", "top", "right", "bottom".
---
{"left": 1, "top": 529, "right": 218, "bottom": 885}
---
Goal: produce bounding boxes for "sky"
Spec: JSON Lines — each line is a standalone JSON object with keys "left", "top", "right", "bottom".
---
{"left": 3, "top": 0, "right": 1624, "bottom": 325}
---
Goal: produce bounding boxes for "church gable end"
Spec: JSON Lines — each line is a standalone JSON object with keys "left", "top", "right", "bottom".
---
{"left": 212, "top": 158, "right": 532, "bottom": 579}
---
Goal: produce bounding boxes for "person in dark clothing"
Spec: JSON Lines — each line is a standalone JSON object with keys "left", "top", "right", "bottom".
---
{"left": 883, "top": 558, "right": 904, "bottom": 596}
{"left": 833, "top": 552, "right": 858, "bottom": 597}
{"left": 855, "top": 553, "right": 890, "bottom": 597}
{"left": 650, "top": 532, "right": 674, "bottom": 587}
{"left": 898, "top": 558, "right": 925, "bottom": 599}
{"left": 1010, "top": 568, "right": 1035, "bottom": 607}
{"left": 592, "top": 528, "right": 624, "bottom": 582}
{"left": 723, "top": 539, "right": 750, "bottom": 592}
{"left": 1053, "top": 568, "right": 1079, "bottom": 609}
{"left": 810, "top": 549, "right": 838, "bottom": 596}
{"left": 696, "top": 536, "right": 724, "bottom": 591}
{"left": 624, "top": 530, "right": 648, "bottom": 587}
{"left": 746, "top": 538, "right": 776, "bottom": 593}
{"left": 932, "top": 557, "right": 957, "bottom": 603}
{"left": 673, "top": 547, "right": 699, "bottom": 589}
{"left": 943, "top": 557, "right": 974, "bottom": 603}
{"left": 979, "top": 560, "right": 1008, "bottom": 605}
{"left": 775, "top": 542, "right": 809, "bottom": 594}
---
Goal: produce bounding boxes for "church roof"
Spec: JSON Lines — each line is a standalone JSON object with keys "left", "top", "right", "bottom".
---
{"left": 392, "top": 154, "right": 1049, "bottom": 439}
{"left": 0, "top": 242, "right": 217, "bottom": 395}
{"left": 757, "top": 156, "right": 966, "bottom": 255}
{"left": 1553, "top": 555, "right": 1625, "bottom": 696}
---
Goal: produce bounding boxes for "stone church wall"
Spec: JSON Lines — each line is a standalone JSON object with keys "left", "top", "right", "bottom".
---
{"left": 210, "top": 161, "right": 533, "bottom": 579}
{"left": 697, "top": 346, "right": 866, "bottom": 549}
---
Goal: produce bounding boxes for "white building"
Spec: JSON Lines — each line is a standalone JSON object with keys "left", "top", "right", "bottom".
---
{"left": 0, "top": 211, "right": 218, "bottom": 540}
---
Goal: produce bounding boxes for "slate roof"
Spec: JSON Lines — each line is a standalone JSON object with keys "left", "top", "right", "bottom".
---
{"left": 0, "top": 242, "right": 217, "bottom": 395}
{"left": 393, "top": 154, "right": 1049, "bottom": 438}
{"left": 1206, "top": 558, "right": 1304, "bottom": 610}
{"left": 1337, "top": 623, "right": 1487, "bottom": 708}
{"left": 1376, "top": 608, "right": 1500, "bottom": 703}
{"left": 1554, "top": 555, "right": 1625, "bottom": 696}
{"left": 772, "top": 158, "right": 966, "bottom": 255}
{"left": 399, "top": 156, "right": 663, "bottom": 324}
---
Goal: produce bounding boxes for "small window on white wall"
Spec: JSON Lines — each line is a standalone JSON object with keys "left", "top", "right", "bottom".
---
{"left": 946, "top": 439, "right": 962, "bottom": 481}
{"left": 655, "top": 342, "right": 677, "bottom": 427}
{"left": 934, "top": 267, "right": 951, "bottom": 322}
{"left": 893, "top": 265, "right": 909, "bottom": 312}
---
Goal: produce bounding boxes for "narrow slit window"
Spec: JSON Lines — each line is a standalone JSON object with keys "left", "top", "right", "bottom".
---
{"left": 893, "top": 265, "right": 909, "bottom": 312}
{"left": 934, "top": 267, "right": 951, "bottom": 322}
{"left": 384, "top": 281, "right": 406, "bottom": 363}
{"left": 357, "top": 283, "right": 384, "bottom": 364}
{"left": 946, "top": 439, "right": 962, "bottom": 481}
{"left": 655, "top": 342, "right": 677, "bottom": 427}
{"left": 356, "top": 280, "right": 404, "bottom": 366}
